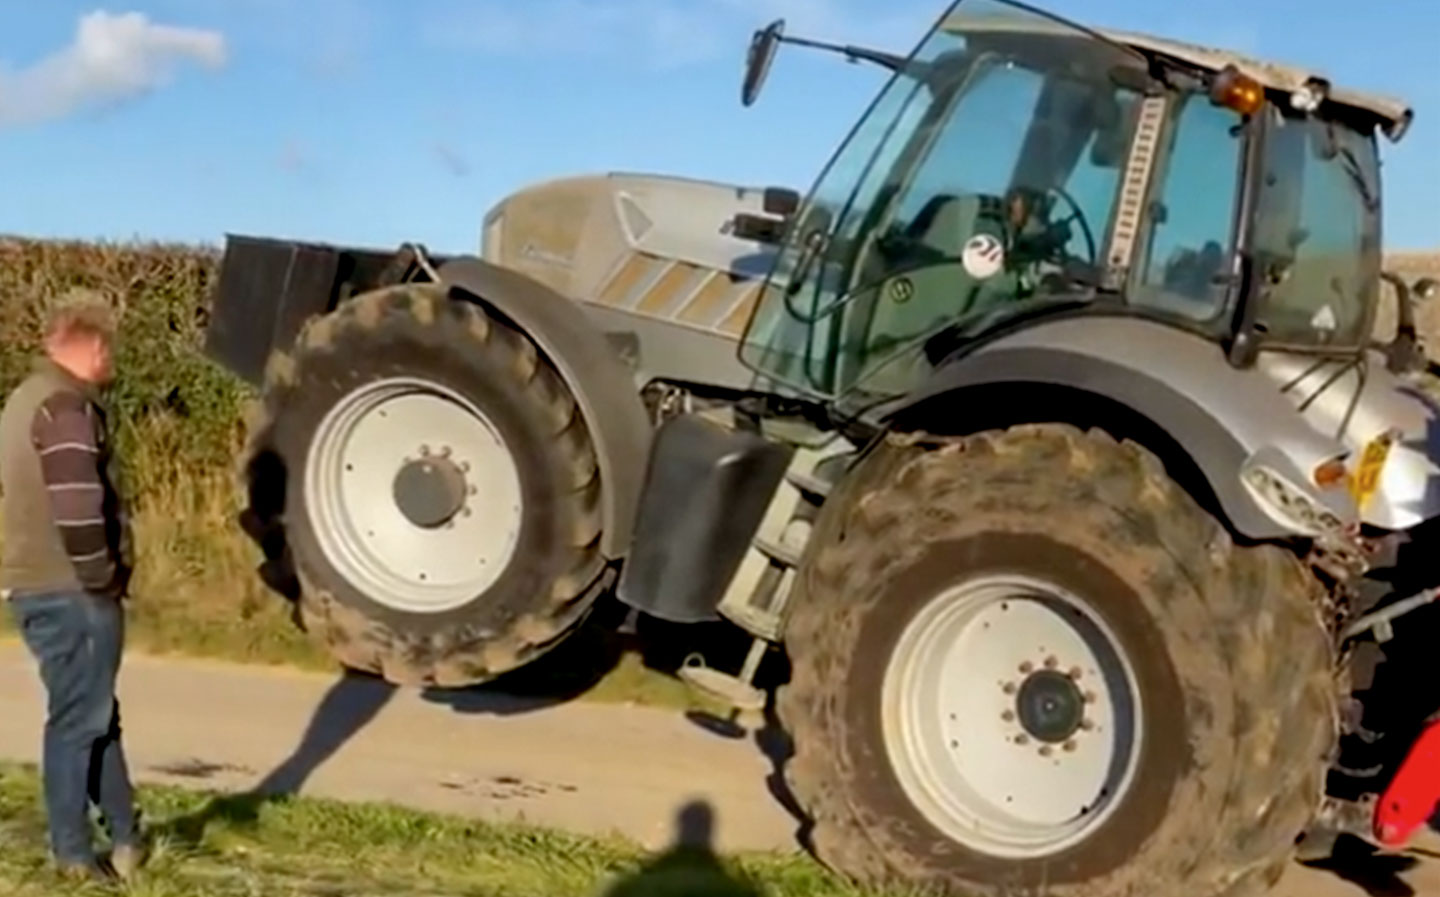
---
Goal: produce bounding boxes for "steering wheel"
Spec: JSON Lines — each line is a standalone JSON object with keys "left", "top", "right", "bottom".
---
{"left": 1045, "top": 186, "right": 1098, "bottom": 266}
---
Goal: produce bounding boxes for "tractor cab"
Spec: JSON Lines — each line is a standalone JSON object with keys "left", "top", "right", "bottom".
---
{"left": 736, "top": 0, "right": 1412, "bottom": 417}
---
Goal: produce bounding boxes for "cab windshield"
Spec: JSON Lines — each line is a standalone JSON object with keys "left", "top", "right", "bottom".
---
{"left": 1249, "top": 109, "right": 1382, "bottom": 350}
{"left": 740, "top": 0, "right": 1150, "bottom": 399}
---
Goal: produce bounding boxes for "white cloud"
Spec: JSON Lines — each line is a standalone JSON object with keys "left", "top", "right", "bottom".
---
{"left": 421, "top": 0, "right": 930, "bottom": 69}
{"left": 0, "top": 10, "right": 227, "bottom": 127}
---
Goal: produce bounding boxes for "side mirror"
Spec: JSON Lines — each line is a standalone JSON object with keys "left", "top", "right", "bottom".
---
{"left": 730, "top": 213, "right": 787, "bottom": 244}
{"left": 742, "top": 19, "right": 785, "bottom": 107}
{"left": 1379, "top": 270, "right": 1431, "bottom": 375}
{"left": 763, "top": 187, "right": 800, "bottom": 217}
{"left": 1415, "top": 277, "right": 1439, "bottom": 302}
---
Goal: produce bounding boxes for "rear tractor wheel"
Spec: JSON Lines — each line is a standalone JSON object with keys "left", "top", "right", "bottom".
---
{"left": 780, "top": 424, "right": 1336, "bottom": 897}
{"left": 242, "top": 283, "right": 606, "bottom": 686}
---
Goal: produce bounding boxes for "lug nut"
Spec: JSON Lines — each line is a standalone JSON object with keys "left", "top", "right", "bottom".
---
{"left": 461, "top": 461, "right": 471, "bottom": 472}
{"left": 1081, "top": 719, "right": 1095, "bottom": 731}
{"left": 420, "top": 445, "right": 431, "bottom": 456}
{"left": 1019, "top": 661, "right": 1034, "bottom": 674}
{"left": 1068, "top": 667, "right": 1083, "bottom": 680}
{"left": 1002, "top": 682, "right": 1018, "bottom": 695}
{"left": 1014, "top": 735, "right": 1030, "bottom": 746}
{"left": 1044, "top": 656, "right": 1058, "bottom": 669}
{"left": 1083, "top": 691, "right": 1097, "bottom": 704}
{"left": 462, "top": 508, "right": 472, "bottom": 518}
{"left": 1039, "top": 746, "right": 1053, "bottom": 758}
{"left": 1064, "top": 740, "right": 1077, "bottom": 753}
{"left": 440, "top": 446, "right": 452, "bottom": 457}
{"left": 468, "top": 485, "right": 478, "bottom": 495}
{"left": 1001, "top": 710, "right": 1016, "bottom": 723}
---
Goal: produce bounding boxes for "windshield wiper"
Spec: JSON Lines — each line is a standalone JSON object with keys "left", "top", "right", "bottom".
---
{"left": 1321, "top": 123, "right": 1378, "bottom": 213}
{"left": 1336, "top": 146, "right": 1379, "bottom": 212}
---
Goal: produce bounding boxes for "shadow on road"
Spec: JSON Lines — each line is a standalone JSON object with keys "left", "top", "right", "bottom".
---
{"left": 600, "top": 800, "right": 763, "bottom": 897}
{"left": 158, "top": 669, "right": 396, "bottom": 845}
{"left": 1302, "top": 835, "right": 1420, "bottom": 897}
{"left": 157, "top": 595, "right": 811, "bottom": 854}
{"left": 423, "top": 596, "right": 764, "bottom": 717}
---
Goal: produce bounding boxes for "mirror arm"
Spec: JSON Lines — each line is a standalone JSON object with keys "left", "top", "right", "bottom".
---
{"left": 1380, "top": 271, "right": 1422, "bottom": 374}
{"left": 779, "top": 34, "right": 911, "bottom": 73}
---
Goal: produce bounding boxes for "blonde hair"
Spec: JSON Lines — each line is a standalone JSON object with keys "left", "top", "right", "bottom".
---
{"left": 44, "top": 289, "right": 117, "bottom": 345}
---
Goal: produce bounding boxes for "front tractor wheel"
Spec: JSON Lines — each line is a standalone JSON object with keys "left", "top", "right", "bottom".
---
{"left": 780, "top": 425, "right": 1335, "bottom": 897}
{"left": 243, "top": 284, "right": 606, "bottom": 686}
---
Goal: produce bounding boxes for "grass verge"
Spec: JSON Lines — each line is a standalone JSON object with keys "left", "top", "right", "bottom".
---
{"left": 0, "top": 763, "right": 890, "bottom": 897}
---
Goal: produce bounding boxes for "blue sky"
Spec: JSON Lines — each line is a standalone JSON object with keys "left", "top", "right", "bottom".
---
{"left": 0, "top": 0, "right": 1435, "bottom": 253}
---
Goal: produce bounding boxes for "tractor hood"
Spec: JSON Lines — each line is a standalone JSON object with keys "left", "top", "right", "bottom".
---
{"left": 480, "top": 173, "right": 782, "bottom": 341}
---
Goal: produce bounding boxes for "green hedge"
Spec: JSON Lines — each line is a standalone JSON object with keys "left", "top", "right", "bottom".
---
{"left": 0, "top": 238, "right": 250, "bottom": 497}
{"left": 0, "top": 238, "right": 320, "bottom": 668}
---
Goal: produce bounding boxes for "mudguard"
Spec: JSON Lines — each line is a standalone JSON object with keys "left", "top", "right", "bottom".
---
{"left": 437, "top": 256, "right": 653, "bottom": 559}
{"left": 887, "top": 316, "right": 1361, "bottom": 540}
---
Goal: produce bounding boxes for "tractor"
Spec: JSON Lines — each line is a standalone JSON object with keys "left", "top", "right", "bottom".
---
{"left": 203, "top": 1, "right": 1440, "bottom": 894}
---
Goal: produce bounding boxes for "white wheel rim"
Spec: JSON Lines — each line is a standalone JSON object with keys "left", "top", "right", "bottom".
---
{"left": 881, "top": 574, "right": 1143, "bottom": 859}
{"left": 304, "top": 377, "right": 524, "bottom": 614}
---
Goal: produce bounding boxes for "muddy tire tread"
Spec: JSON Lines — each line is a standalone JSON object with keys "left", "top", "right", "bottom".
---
{"left": 778, "top": 424, "right": 1336, "bottom": 897}
{"left": 242, "top": 283, "right": 605, "bottom": 686}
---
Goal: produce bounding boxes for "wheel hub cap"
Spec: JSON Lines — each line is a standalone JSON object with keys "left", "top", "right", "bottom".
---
{"left": 1017, "top": 670, "right": 1085, "bottom": 744}
{"left": 304, "top": 377, "right": 525, "bottom": 614}
{"left": 393, "top": 454, "right": 467, "bottom": 528}
{"left": 881, "top": 574, "right": 1143, "bottom": 859}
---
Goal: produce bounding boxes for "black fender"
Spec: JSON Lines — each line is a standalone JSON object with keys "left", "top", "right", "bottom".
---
{"left": 884, "top": 345, "right": 1290, "bottom": 540}
{"left": 437, "top": 256, "right": 652, "bottom": 559}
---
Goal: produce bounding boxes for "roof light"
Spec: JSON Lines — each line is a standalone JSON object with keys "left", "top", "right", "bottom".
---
{"left": 1210, "top": 66, "right": 1265, "bottom": 116}
{"left": 1290, "top": 78, "right": 1328, "bottom": 113}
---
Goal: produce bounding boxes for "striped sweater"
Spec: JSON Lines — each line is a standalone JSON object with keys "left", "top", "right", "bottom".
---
{"left": 0, "top": 359, "right": 128, "bottom": 597}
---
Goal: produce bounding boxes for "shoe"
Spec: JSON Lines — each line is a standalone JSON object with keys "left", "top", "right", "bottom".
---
{"left": 55, "top": 859, "right": 106, "bottom": 882}
{"left": 108, "top": 843, "right": 144, "bottom": 880}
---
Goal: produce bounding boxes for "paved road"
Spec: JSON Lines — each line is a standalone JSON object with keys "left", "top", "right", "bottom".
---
{"left": 0, "top": 643, "right": 1435, "bottom": 896}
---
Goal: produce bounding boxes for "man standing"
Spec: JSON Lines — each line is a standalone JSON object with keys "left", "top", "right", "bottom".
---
{"left": 0, "top": 296, "right": 140, "bottom": 880}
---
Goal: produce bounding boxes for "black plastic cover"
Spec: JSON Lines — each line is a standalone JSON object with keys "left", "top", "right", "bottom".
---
{"left": 617, "top": 413, "right": 793, "bottom": 624}
{"left": 204, "top": 235, "right": 436, "bottom": 386}
{"left": 204, "top": 236, "right": 345, "bottom": 386}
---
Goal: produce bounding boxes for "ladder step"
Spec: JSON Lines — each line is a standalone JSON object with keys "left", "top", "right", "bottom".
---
{"left": 679, "top": 662, "right": 767, "bottom": 712}
{"left": 786, "top": 470, "right": 833, "bottom": 500}
{"left": 754, "top": 537, "right": 803, "bottom": 568}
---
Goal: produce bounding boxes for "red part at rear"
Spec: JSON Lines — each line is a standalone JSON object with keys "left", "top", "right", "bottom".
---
{"left": 1375, "top": 719, "right": 1440, "bottom": 848}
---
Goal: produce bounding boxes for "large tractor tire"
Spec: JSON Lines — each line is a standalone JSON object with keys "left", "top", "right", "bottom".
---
{"left": 242, "top": 283, "right": 606, "bottom": 686}
{"left": 778, "top": 424, "right": 1336, "bottom": 897}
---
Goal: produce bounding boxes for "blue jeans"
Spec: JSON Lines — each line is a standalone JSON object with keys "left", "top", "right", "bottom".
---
{"left": 9, "top": 590, "right": 137, "bottom": 865}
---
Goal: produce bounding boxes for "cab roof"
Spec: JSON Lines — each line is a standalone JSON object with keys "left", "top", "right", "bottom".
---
{"left": 942, "top": 13, "right": 1414, "bottom": 140}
